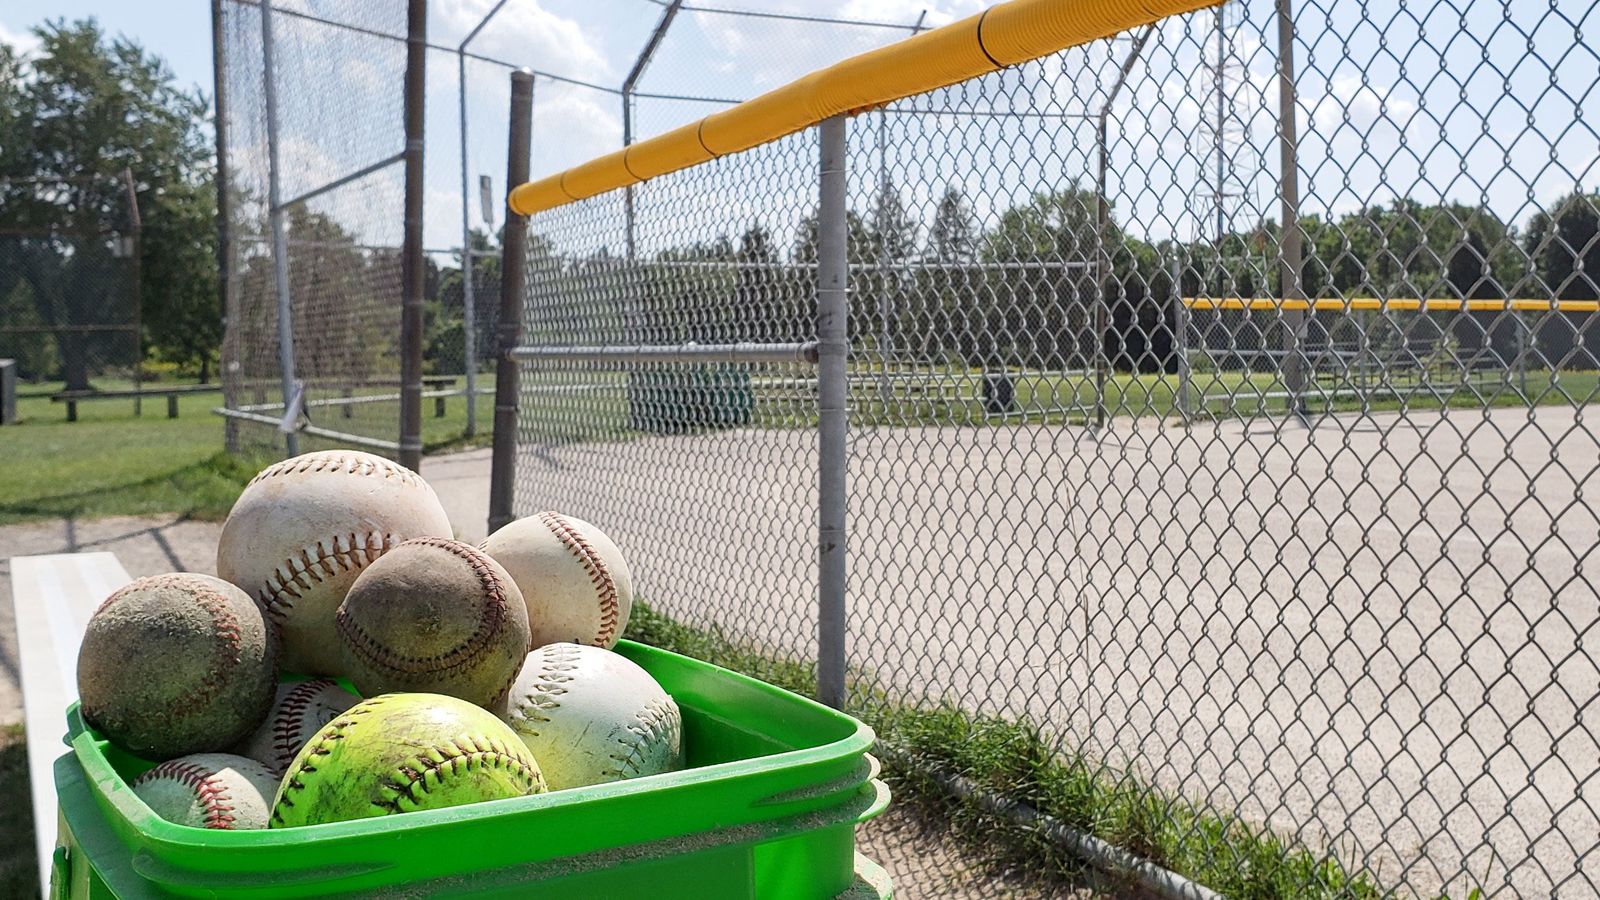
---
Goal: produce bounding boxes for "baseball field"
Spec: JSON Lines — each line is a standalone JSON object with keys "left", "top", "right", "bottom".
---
{"left": 513, "top": 400, "right": 1600, "bottom": 898}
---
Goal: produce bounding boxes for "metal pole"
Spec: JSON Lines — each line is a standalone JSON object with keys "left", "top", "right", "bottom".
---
{"left": 459, "top": 51, "right": 478, "bottom": 437}
{"left": 1275, "top": 0, "right": 1308, "bottom": 425}
{"left": 455, "top": 0, "right": 514, "bottom": 439}
{"left": 1215, "top": 5, "right": 1227, "bottom": 247}
{"left": 259, "top": 0, "right": 300, "bottom": 457}
{"left": 622, "top": 1, "right": 683, "bottom": 262}
{"left": 1090, "top": 26, "right": 1150, "bottom": 430}
{"left": 123, "top": 168, "right": 144, "bottom": 417}
{"left": 1173, "top": 253, "right": 1191, "bottom": 422}
{"left": 1095, "top": 116, "right": 1110, "bottom": 429}
{"left": 877, "top": 112, "right": 892, "bottom": 412}
{"left": 1517, "top": 310, "right": 1530, "bottom": 398}
{"left": 212, "top": 0, "right": 239, "bottom": 452}
{"left": 488, "top": 70, "right": 535, "bottom": 536}
{"left": 398, "top": 0, "right": 427, "bottom": 471}
{"left": 817, "top": 114, "right": 849, "bottom": 710}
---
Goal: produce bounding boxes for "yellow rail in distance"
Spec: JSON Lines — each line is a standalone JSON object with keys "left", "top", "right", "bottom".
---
{"left": 1183, "top": 297, "right": 1600, "bottom": 313}
{"left": 509, "top": 0, "right": 1221, "bottom": 217}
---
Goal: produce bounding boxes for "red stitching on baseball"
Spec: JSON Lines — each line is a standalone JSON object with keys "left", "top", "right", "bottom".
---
{"left": 257, "top": 532, "right": 396, "bottom": 619}
{"left": 536, "top": 512, "right": 620, "bottom": 646}
{"left": 271, "top": 679, "right": 340, "bottom": 773}
{"left": 334, "top": 538, "right": 521, "bottom": 702}
{"left": 135, "top": 760, "right": 238, "bottom": 829}
{"left": 247, "top": 452, "right": 424, "bottom": 489}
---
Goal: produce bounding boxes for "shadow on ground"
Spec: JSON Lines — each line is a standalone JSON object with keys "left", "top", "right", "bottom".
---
{"left": 1, "top": 724, "right": 38, "bottom": 900}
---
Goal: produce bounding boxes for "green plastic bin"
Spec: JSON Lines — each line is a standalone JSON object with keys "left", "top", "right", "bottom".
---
{"left": 50, "top": 641, "right": 891, "bottom": 898}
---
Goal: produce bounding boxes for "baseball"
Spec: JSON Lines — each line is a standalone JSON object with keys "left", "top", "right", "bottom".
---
{"left": 336, "top": 537, "right": 531, "bottom": 708}
{"left": 234, "top": 678, "right": 361, "bottom": 776}
{"left": 132, "top": 753, "right": 280, "bottom": 830}
{"left": 217, "top": 450, "right": 453, "bottom": 675}
{"left": 480, "top": 512, "right": 633, "bottom": 650}
{"left": 77, "top": 573, "right": 279, "bottom": 760}
{"left": 501, "top": 643, "right": 682, "bottom": 791}
{"left": 271, "top": 693, "right": 546, "bottom": 828}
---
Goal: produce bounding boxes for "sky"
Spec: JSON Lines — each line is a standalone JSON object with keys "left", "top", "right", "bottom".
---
{"left": 0, "top": 0, "right": 976, "bottom": 251}
{"left": 2, "top": 0, "right": 1596, "bottom": 259}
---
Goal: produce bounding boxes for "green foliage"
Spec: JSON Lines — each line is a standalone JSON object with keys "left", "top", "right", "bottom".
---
{"left": 142, "top": 175, "right": 221, "bottom": 380}
{"left": 427, "top": 228, "right": 501, "bottom": 375}
{"left": 0, "top": 19, "right": 216, "bottom": 385}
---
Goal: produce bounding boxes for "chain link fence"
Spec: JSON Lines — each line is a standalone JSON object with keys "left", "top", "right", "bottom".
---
{"left": 0, "top": 176, "right": 142, "bottom": 398}
{"left": 213, "top": 0, "right": 927, "bottom": 461}
{"left": 502, "top": 0, "right": 1600, "bottom": 896}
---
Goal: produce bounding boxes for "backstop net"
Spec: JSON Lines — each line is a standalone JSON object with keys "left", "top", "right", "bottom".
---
{"left": 215, "top": 0, "right": 412, "bottom": 456}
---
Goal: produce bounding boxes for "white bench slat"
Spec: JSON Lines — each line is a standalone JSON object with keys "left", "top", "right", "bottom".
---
{"left": 9, "top": 553, "right": 132, "bottom": 897}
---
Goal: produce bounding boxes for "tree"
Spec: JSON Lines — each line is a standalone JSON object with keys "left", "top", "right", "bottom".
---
{"left": 920, "top": 187, "right": 979, "bottom": 362}
{"left": 863, "top": 186, "right": 918, "bottom": 356}
{"left": 733, "top": 226, "right": 808, "bottom": 343}
{"left": 1524, "top": 191, "right": 1600, "bottom": 368}
{"left": 0, "top": 20, "right": 216, "bottom": 387}
{"left": 981, "top": 186, "right": 1110, "bottom": 369}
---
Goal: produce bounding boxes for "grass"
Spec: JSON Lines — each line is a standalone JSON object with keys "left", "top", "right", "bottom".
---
{"left": 623, "top": 600, "right": 1393, "bottom": 900}
{"left": 1, "top": 380, "right": 269, "bottom": 526}
{"left": 517, "top": 364, "right": 1600, "bottom": 445}
{"left": 0, "top": 723, "right": 37, "bottom": 900}
{"left": 0, "top": 377, "right": 492, "bottom": 526}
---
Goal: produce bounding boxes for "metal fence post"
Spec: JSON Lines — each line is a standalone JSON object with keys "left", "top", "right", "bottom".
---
{"left": 458, "top": 49, "right": 478, "bottom": 439}
{"left": 1095, "top": 116, "right": 1110, "bottom": 429}
{"left": 1173, "top": 254, "right": 1191, "bottom": 422}
{"left": 1275, "top": 0, "right": 1308, "bottom": 426}
{"left": 488, "top": 70, "right": 535, "bottom": 537}
{"left": 398, "top": 0, "right": 427, "bottom": 471}
{"left": 212, "top": 0, "right": 238, "bottom": 453}
{"left": 817, "top": 114, "right": 849, "bottom": 710}
{"left": 456, "top": 1, "right": 514, "bottom": 441}
{"left": 258, "top": 0, "right": 300, "bottom": 458}
{"left": 0, "top": 359, "right": 15, "bottom": 425}
{"left": 622, "top": 0, "right": 683, "bottom": 264}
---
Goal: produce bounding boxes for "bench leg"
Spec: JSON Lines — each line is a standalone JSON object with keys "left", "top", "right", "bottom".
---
{"left": 66, "top": 401, "right": 77, "bottom": 422}
{"left": 168, "top": 395, "right": 179, "bottom": 418}
{"left": 435, "top": 396, "right": 446, "bottom": 418}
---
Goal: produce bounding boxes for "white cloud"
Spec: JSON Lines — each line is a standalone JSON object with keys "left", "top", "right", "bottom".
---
{"left": 0, "top": 18, "right": 40, "bottom": 58}
{"left": 1312, "top": 75, "right": 1420, "bottom": 134}
{"left": 440, "top": 0, "right": 609, "bottom": 85}
{"left": 835, "top": 0, "right": 976, "bottom": 28}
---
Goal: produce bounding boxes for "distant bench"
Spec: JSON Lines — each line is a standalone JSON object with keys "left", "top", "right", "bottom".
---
{"left": 319, "top": 377, "right": 461, "bottom": 419}
{"left": 50, "top": 384, "right": 224, "bottom": 421}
